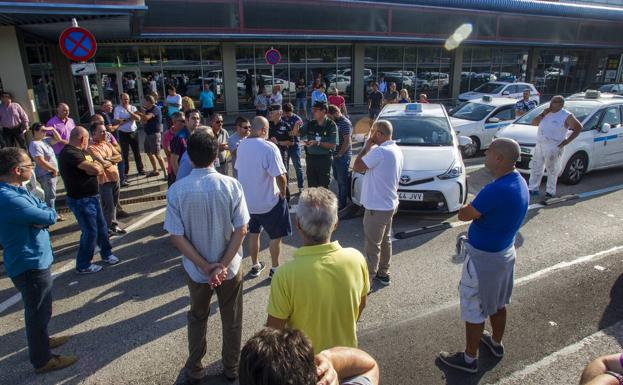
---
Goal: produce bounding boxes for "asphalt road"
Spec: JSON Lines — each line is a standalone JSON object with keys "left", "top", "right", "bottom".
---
{"left": 1, "top": 155, "right": 623, "bottom": 385}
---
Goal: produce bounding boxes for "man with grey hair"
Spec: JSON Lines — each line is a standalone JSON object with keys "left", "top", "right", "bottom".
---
{"left": 353, "top": 120, "right": 403, "bottom": 287}
{"left": 266, "top": 187, "right": 369, "bottom": 352}
{"left": 236, "top": 116, "right": 290, "bottom": 279}
{"left": 439, "top": 138, "right": 529, "bottom": 373}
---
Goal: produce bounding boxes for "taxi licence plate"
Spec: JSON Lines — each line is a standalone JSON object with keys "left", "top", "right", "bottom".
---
{"left": 398, "top": 192, "right": 424, "bottom": 201}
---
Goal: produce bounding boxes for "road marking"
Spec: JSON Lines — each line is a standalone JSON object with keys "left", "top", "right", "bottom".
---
{"left": 489, "top": 319, "right": 623, "bottom": 385}
{"left": 0, "top": 206, "right": 167, "bottom": 314}
{"left": 361, "top": 244, "right": 623, "bottom": 335}
{"left": 466, "top": 164, "right": 486, "bottom": 171}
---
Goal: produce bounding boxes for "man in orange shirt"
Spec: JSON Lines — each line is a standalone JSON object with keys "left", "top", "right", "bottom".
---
{"left": 88, "top": 123, "right": 126, "bottom": 236}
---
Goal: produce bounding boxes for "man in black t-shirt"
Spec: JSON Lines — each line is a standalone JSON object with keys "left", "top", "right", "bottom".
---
{"left": 268, "top": 104, "right": 292, "bottom": 200}
{"left": 368, "top": 83, "right": 384, "bottom": 120}
{"left": 59, "top": 126, "right": 120, "bottom": 274}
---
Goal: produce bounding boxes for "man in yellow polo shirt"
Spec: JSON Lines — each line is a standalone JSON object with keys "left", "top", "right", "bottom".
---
{"left": 267, "top": 187, "right": 369, "bottom": 351}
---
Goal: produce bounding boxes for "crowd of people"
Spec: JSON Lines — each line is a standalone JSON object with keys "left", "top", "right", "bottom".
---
{"left": 0, "top": 84, "right": 619, "bottom": 385}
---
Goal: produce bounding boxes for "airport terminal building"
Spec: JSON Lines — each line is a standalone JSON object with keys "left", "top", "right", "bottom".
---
{"left": 1, "top": 0, "right": 623, "bottom": 123}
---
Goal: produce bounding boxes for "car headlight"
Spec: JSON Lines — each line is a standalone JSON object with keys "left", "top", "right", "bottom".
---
{"left": 438, "top": 164, "right": 463, "bottom": 179}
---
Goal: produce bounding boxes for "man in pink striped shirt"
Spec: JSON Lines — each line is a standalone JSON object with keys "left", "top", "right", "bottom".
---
{"left": 0, "top": 92, "right": 29, "bottom": 149}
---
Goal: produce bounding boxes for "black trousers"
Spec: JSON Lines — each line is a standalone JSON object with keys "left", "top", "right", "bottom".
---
{"left": 2, "top": 126, "right": 26, "bottom": 149}
{"left": 305, "top": 154, "right": 332, "bottom": 188}
{"left": 119, "top": 131, "right": 144, "bottom": 174}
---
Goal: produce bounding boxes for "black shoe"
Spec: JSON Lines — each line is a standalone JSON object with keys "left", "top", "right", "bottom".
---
{"left": 480, "top": 330, "right": 505, "bottom": 357}
{"left": 110, "top": 226, "right": 127, "bottom": 235}
{"left": 248, "top": 262, "right": 265, "bottom": 278}
{"left": 545, "top": 192, "right": 555, "bottom": 198}
{"left": 374, "top": 273, "right": 391, "bottom": 286}
{"left": 120, "top": 181, "right": 130, "bottom": 187}
{"left": 438, "top": 351, "right": 478, "bottom": 373}
{"left": 269, "top": 267, "right": 277, "bottom": 279}
{"left": 138, "top": 170, "right": 147, "bottom": 176}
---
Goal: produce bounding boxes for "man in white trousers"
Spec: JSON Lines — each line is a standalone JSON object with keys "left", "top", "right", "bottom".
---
{"left": 528, "top": 95, "right": 582, "bottom": 198}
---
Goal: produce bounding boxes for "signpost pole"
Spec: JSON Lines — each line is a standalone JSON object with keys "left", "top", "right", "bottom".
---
{"left": 271, "top": 47, "right": 275, "bottom": 88}
{"left": 72, "top": 18, "right": 95, "bottom": 117}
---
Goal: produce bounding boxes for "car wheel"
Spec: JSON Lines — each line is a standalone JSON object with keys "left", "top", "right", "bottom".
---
{"left": 560, "top": 153, "right": 587, "bottom": 185}
{"left": 461, "top": 136, "right": 480, "bottom": 158}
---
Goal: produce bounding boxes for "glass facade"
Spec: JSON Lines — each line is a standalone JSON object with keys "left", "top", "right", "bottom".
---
{"left": 24, "top": 41, "right": 59, "bottom": 123}
{"left": 534, "top": 50, "right": 591, "bottom": 99}
{"left": 461, "top": 48, "right": 529, "bottom": 92}
{"left": 235, "top": 44, "right": 353, "bottom": 111}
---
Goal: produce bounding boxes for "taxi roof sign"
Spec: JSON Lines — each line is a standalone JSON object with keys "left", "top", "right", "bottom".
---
{"left": 481, "top": 95, "right": 493, "bottom": 102}
{"left": 405, "top": 103, "right": 423, "bottom": 113}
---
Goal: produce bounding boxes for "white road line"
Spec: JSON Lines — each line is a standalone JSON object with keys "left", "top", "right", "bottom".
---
{"left": 361, "top": 243, "right": 623, "bottom": 335}
{"left": 466, "top": 164, "right": 486, "bottom": 171}
{"left": 0, "top": 206, "right": 167, "bottom": 314}
{"left": 489, "top": 319, "right": 623, "bottom": 385}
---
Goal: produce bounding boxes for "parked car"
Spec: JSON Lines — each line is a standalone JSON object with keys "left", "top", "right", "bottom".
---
{"left": 495, "top": 90, "right": 623, "bottom": 185}
{"left": 458, "top": 81, "right": 540, "bottom": 103}
{"left": 350, "top": 102, "right": 472, "bottom": 213}
{"left": 449, "top": 96, "right": 519, "bottom": 157}
{"left": 597, "top": 83, "right": 623, "bottom": 95}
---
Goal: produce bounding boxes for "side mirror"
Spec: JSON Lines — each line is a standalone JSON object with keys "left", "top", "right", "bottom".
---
{"left": 601, "top": 122, "right": 611, "bottom": 133}
{"left": 458, "top": 136, "right": 472, "bottom": 147}
{"left": 502, "top": 91, "right": 510, "bottom": 96}
{"left": 487, "top": 117, "right": 501, "bottom": 124}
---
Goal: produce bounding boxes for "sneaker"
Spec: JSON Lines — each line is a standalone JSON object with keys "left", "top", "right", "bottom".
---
{"left": 480, "top": 330, "right": 505, "bottom": 357}
{"left": 374, "top": 274, "right": 391, "bottom": 286}
{"left": 438, "top": 351, "right": 478, "bottom": 374}
{"left": 545, "top": 192, "right": 555, "bottom": 198}
{"left": 120, "top": 181, "right": 130, "bottom": 187}
{"left": 529, "top": 190, "right": 540, "bottom": 196}
{"left": 76, "top": 264, "right": 102, "bottom": 274}
{"left": 248, "top": 262, "right": 265, "bottom": 278}
{"left": 35, "top": 354, "right": 78, "bottom": 374}
{"left": 49, "top": 335, "right": 70, "bottom": 349}
{"left": 146, "top": 171, "right": 160, "bottom": 177}
{"left": 269, "top": 267, "right": 278, "bottom": 279}
{"left": 110, "top": 226, "right": 127, "bottom": 235}
{"left": 138, "top": 170, "right": 147, "bottom": 176}
{"left": 102, "top": 254, "right": 120, "bottom": 265}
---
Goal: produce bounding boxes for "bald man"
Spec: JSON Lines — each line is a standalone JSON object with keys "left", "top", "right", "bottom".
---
{"left": 46, "top": 103, "right": 75, "bottom": 155}
{"left": 59, "top": 126, "right": 120, "bottom": 274}
{"left": 439, "top": 138, "right": 529, "bottom": 373}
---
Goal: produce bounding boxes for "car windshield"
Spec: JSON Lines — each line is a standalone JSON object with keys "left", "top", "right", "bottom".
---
{"left": 474, "top": 83, "right": 505, "bottom": 94}
{"left": 515, "top": 100, "right": 601, "bottom": 125}
{"left": 449, "top": 102, "right": 496, "bottom": 121}
{"left": 385, "top": 117, "right": 453, "bottom": 146}
{"left": 598, "top": 84, "right": 615, "bottom": 92}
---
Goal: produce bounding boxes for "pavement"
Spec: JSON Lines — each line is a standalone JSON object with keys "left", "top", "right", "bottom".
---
{"left": 1, "top": 151, "right": 623, "bottom": 384}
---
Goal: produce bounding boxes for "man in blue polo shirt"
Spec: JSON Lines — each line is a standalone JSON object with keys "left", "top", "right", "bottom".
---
{"left": 439, "top": 138, "right": 529, "bottom": 374}
{"left": 0, "top": 148, "right": 77, "bottom": 373}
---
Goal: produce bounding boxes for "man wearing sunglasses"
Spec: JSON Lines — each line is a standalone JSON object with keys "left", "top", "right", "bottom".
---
{"left": 529, "top": 95, "right": 582, "bottom": 198}
{"left": 227, "top": 116, "right": 251, "bottom": 179}
{"left": 210, "top": 113, "right": 230, "bottom": 175}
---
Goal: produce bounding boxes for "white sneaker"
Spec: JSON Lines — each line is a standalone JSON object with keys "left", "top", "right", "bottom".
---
{"left": 102, "top": 254, "right": 120, "bottom": 265}
{"left": 76, "top": 264, "right": 103, "bottom": 274}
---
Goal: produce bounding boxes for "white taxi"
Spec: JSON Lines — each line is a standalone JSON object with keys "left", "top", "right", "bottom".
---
{"left": 495, "top": 91, "right": 623, "bottom": 184}
{"left": 350, "top": 103, "right": 472, "bottom": 213}
{"left": 449, "top": 96, "right": 519, "bottom": 157}
{"left": 458, "top": 82, "right": 540, "bottom": 104}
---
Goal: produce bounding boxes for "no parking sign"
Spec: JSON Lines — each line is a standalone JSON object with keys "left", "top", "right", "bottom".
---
{"left": 59, "top": 26, "right": 97, "bottom": 62}
{"left": 265, "top": 48, "right": 281, "bottom": 66}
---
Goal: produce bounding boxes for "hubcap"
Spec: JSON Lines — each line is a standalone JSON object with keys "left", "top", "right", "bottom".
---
{"left": 463, "top": 144, "right": 477, "bottom": 157}
{"left": 568, "top": 158, "right": 585, "bottom": 182}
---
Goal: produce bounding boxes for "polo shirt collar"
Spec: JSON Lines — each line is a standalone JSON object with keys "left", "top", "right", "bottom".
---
{"left": 294, "top": 241, "right": 342, "bottom": 258}
{"left": 381, "top": 140, "right": 396, "bottom": 147}
{"left": 190, "top": 166, "right": 217, "bottom": 175}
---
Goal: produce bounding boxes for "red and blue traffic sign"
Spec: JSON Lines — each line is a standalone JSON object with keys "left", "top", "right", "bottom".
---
{"left": 265, "top": 48, "right": 281, "bottom": 66}
{"left": 59, "top": 27, "right": 97, "bottom": 62}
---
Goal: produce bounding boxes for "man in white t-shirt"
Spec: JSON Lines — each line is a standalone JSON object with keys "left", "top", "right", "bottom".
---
{"left": 528, "top": 95, "right": 582, "bottom": 198}
{"left": 269, "top": 85, "right": 283, "bottom": 106}
{"left": 353, "top": 120, "right": 403, "bottom": 287}
{"left": 235, "top": 116, "right": 291, "bottom": 279}
{"left": 113, "top": 93, "right": 145, "bottom": 175}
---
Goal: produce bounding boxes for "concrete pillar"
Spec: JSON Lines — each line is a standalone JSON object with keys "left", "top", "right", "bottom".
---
{"left": 353, "top": 43, "right": 365, "bottom": 106}
{"left": 450, "top": 46, "right": 464, "bottom": 101}
{"left": 0, "top": 26, "right": 38, "bottom": 122}
{"left": 221, "top": 43, "right": 239, "bottom": 114}
{"left": 526, "top": 47, "right": 540, "bottom": 84}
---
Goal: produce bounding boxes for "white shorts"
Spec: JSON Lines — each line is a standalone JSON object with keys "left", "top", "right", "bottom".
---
{"left": 459, "top": 254, "right": 486, "bottom": 324}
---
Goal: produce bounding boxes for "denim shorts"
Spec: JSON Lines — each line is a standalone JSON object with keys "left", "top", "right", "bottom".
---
{"left": 249, "top": 198, "right": 292, "bottom": 239}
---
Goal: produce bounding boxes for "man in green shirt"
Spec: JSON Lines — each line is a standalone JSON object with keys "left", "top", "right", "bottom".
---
{"left": 297, "top": 101, "right": 337, "bottom": 188}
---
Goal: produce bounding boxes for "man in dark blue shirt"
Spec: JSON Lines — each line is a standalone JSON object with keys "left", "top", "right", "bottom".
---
{"left": 0, "top": 147, "right": 77, "bottom": 373}
{"left": 439, "top": 138, "right": 528, "bottom": 373}
{"left": 328, "top": 104, "right": 353, "bottom": 210}
{"left": 514, "top": 89, "right": 537, "bottom": 117}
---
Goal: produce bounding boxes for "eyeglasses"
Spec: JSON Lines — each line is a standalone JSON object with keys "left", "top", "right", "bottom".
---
{"left": 19, "top": 162, "right": 36, "bottom": 169}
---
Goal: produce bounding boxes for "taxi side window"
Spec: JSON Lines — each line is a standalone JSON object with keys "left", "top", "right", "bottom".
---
{"left": 602, "top": 106, "right": 621, "bottom": 128}
{"left": 582, "top": 111, "right": 602, "bottom": 132}
{"left": 490, "top": 106, "right": 515, "bottom": 121}
{"left": 505, "top": 85, "right": 518, "bottom": 94}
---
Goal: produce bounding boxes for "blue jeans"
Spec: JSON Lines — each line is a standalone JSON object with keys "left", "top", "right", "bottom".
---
{"left": 332, "top": 155, "right": 351, "bottom": 209}
{"left": 66, "top": 195, "right": 112, "bottom": 269}
{"left": 288, "top": 145, "right": 304, "bottom": 189}
{"left": 11, "top": 268, "right": 53, "bottom": 368}
{"left": 37, "top": 173, "right": 57, "bottom": 209}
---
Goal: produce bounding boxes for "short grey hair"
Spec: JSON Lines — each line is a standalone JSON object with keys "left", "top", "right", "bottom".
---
{"left": 373, "top": 120, "right": 393, "bottom": 137}
{"left": 295, "top": 188, "right": 338, "bottom": 243}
